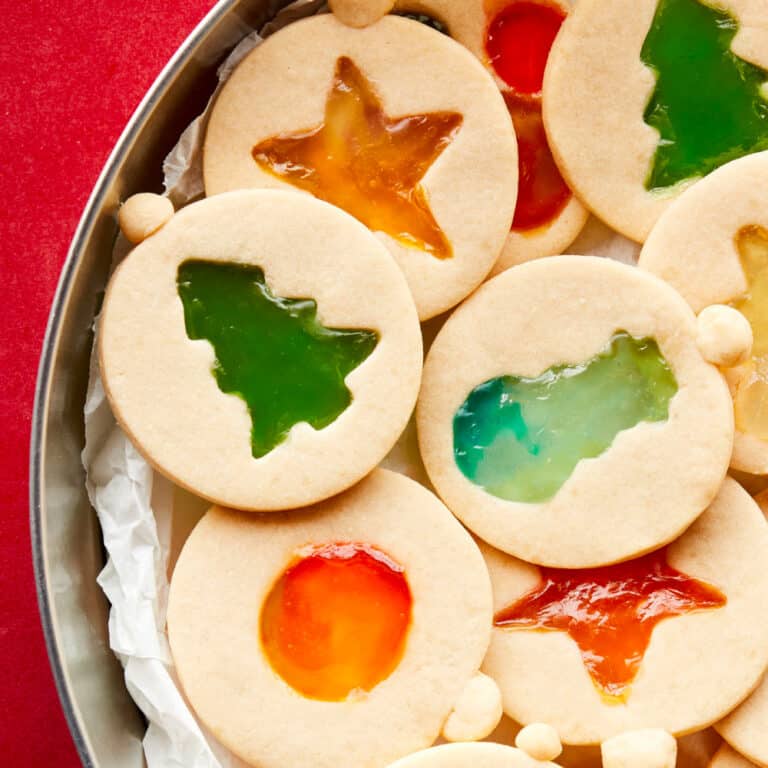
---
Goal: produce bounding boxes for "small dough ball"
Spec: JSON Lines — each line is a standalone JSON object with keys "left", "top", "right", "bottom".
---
{"left": 118, "top": 193, "right": 174, "bottom": 244}
{"left": 515, "top": 723, "right": 562, "bottom": 762}
{"left": 441, "top": 673, "right": 503, "bottom": 743}
{"left": 601, "top": 729, "right": 677, "bottom": 768}
{"left": 696, "top": 305, "right": 753, "bottom": 368}
{"left": 329, "top": 0, "right": 395, "bottom": 27}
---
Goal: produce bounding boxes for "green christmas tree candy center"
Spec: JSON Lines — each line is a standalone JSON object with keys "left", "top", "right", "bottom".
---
{"left": 641, "top": 0, "right": 768, "bottom": 191}
{"left": 453, "top": 332, "right": 678, "bottom": 503}
{"left": 177, "top": 260, "right": 378, "bottom": 459}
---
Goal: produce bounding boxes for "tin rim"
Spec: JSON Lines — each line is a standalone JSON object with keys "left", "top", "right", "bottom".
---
{"left": 28, "top": 1, "right": 237, "bottom": 763}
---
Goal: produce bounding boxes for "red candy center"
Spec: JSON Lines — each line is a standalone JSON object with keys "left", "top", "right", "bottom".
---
{"left": 485, "top": 1, "right": 566, "bottom": 95}
{"left": 260, "top": 542, "right": 412, "bottom": 701}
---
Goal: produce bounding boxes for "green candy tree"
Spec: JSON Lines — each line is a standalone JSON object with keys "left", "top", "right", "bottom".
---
{"left": 641, "top": 0, "right": 768, "bottom": 190}
{"left": 177, "top": 260, "right": 378, "bottom": 458}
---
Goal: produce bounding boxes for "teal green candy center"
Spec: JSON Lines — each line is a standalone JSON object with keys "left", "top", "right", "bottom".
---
{"left": 453, "top": 332, "right": 678, "bottom": 503}
{"left": 177, "top": 260, "right": 378, "bottom": 459}
{"left": 640, "top": 0, "right": 768, "bottom": 191}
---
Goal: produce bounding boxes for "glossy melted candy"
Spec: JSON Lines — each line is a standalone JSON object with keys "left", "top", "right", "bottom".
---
{"left": 731, "top": 226, "right": 768, "bottom": 439}
{"left": 252, "top": 57, "right": 462, "bottom": 259}
{"left": 505, "top": 93, "right": 571, "bottom": 231}
{"left": 485, "top": 1, "right": 571, "bottom": 231}
{"left": 495, "top": 549, "right": 727, "bottom": 700}
{"left": 641, "top": 0, "right": 768, "bottom": 191}
{"left": 177, "top": 260, "right": 378, "bottom": 459}
{"left": 260, "top": 542, "right": 412, "bottom": 701}
{"left": 485, "top": 0, "right": 565, "bottom": 95}
{"left": 453, "top": 332, "right": 677, "bottom": 503}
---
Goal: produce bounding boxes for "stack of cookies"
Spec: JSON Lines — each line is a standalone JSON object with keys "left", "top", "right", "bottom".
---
{"left": 98, "top": 1, "right": 768, "bottom": 767}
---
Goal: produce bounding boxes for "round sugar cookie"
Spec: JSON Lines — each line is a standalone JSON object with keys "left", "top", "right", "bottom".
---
{"left": 417, "top": 255, "right": 733, "bottom": 567}
{"left": 99, "top": 190, "right": 422, "bottom": 511}
{"left": 203, "top": 14, "right": 518, "bottom": 320}
{"left": 385, "top": 741, "right": 562, "bottom": 768}
{"left": 481, "top": 477, "right": 768, "bottom": 744}
{"left": 715, "top": 490, "right": 768, "bottom": 767}
{"left": 543, "top": 0, "right": 768, "bottom": 242}
{"left": 709, "top": 745, "right": 761, "bottom": 768}
{"left": 640, "top": 152, "right": 768, "bottom": 474}
{"left": 392, "top": 0, "right": 587, "bottom": 269}
{"left": 167, "top": 470, "right": 495, "bottom": 768}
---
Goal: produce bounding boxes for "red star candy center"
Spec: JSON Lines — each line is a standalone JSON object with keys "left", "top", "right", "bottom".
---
{"left": 494, "top": 548, "right": 726, "bottom": 700}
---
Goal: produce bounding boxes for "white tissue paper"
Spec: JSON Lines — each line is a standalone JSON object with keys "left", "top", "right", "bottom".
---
{"left": 81, "top": 1, "right": 648, "bottom": 766}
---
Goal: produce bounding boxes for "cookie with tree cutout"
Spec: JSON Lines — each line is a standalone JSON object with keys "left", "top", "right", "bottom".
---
{"left": 203, "top": 13, "right": 518, "bottom": 320}
{"left": 639, "top": 152, "right": 768, "bottom": 474}
{"left": 544, "top": 0, "right": 768, "bottom": 242}
{"left": 167, "top": 470, "right": 499, "bottom": 768}
{"left": 417, "top": 256, "right": 734, "bottom": 567}
{"left": 99, "top": 190, "right": 422, "bottom": 510}
{"left": 481, "top": 477, "right": 768, "bottom": 744}
{"left": 391, "top": 0, "right": 587, "bottom": 270}
{"left": 714, "top": 488, "right": 768, "bottom": 767}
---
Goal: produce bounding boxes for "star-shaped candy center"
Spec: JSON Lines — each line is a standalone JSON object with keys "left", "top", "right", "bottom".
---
{"left": 251, "top": 56, "right": 462, "bottom": 259}
{"left": 494, "top": 549, "right": 726, "bottom": 700}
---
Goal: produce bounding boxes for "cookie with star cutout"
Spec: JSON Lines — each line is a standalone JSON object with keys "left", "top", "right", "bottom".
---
{"left": 391, "top": 0, "right": 588, "bottom": 270}
{"left": 640, "top": 152, "right": 768, "bottom": 475}
{"left": 167, "top": 470, "right": 498, "bottom": 768}
{"left": 544, "top": 0, "right": 768, "bottom": 242}
{"left": 203, "top": 13, "right": 518, "bottom": 320}
{"left": 417, "top": 256, "right": 734, "bottom": 568}
{"left": 481, "top": 477, "right": 768, "bottom": 745}
{"left": 99, "top": 190, "right": 422, "bottom": 511}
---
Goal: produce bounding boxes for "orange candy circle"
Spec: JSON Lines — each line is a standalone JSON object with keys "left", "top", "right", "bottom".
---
{"left": 260, "top": 542, "right": 412, "bottom": 701}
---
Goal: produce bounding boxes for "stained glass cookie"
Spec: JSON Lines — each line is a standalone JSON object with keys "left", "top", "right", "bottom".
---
{"left": 417, "top": 255, "right": 733, "bottom": 567}
{"left": 203, "top": 14, "right": 518, "bottom": 320}
{"left": 714, "top": 490, "right": 768, "bottom": 767}
{"left": 639, "top": 152, "right": 768, "bottom": 474}
{"left": 544, "top": 0, "right": 768, "bottom": 242}
{"left": 392, "top": 0, "right": 587, "bottom": 270}
{"left": 99, "top": 190, "right": 422, "bottom": 510}
{"left": 384, "top": 736, "right": 562, "bottom": 768}
{"left": 481, "top": 477, "right": 768, "bottom": 744}
{"left": 167, "top": 470, "right": 499, "bottom": 768}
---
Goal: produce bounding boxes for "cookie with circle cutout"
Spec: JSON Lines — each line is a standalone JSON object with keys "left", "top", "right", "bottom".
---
{"left": 480, "top": 477, "right": 768, "bottom": 745}
{"left": 544, "top": 0, "right": 768, "bottom": 243}
{"left": 708, "top": 745, "right": 761, "bottom": 768}
{"left": 714, "top": 489, "right": 768, "bottom": 767}
{"left": 166, "top": 470, "right": 498, "bottom": 768}
{"left": 99, "top": 190, "right": 422, "bottom": 511}
{"left": 203, "top": 14, "right": 518, "bottom": 320}
{"left": 392, "top": 0, "right": 587, "bottom": 270}
{"left": 640, "top": 152, "right": 768, "bottom": 474}
{"left": 417, "top": 255, "right": 733, "bottom": 567}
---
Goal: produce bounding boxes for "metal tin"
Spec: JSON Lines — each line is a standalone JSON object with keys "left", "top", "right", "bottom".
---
{"left": 29, "top": 2, "right": 282, "bottom": 764}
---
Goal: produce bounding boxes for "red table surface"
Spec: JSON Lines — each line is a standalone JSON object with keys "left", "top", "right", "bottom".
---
{"left": 0, "top": 1, "right": 216, "bottom": 763}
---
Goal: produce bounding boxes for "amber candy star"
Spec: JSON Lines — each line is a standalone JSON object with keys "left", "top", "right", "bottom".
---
{"left": 494, "top": 549, "right": 726, "bottom": 700}
{"left": 251, "top": 56, "right": 462, "bottom": 259}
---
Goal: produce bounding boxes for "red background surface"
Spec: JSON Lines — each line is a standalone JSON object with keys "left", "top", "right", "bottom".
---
{"left": 0, "top": 1, "right": 216, "bottom": 763}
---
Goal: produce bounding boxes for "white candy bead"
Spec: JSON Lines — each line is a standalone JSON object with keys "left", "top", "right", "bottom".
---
{"left": 441, "top": 673, "right": 503, "bottom": 743}
{"left": 329, "top": 0, "right": 395, "bottom": 28}
{"left": 601, "top": 729, "right": 677, "bottom": 768}
{"left": 118, "top": 193, "right": 174, "bottom": 244}
{"left": 515, "top": 723, "right": 563, "bottom": 762}
{"left": 696, "top": 304, "right": 752, "bottom": 368}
